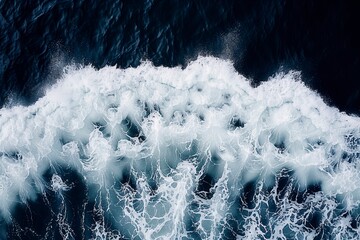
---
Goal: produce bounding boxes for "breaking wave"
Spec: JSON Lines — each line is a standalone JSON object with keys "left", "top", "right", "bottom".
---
{"left": 0, "top": 57, "right": 359, "bottom": 239}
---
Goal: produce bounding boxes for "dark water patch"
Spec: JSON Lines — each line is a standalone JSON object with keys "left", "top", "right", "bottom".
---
{"left": 196, "top": 173, "right": 216, "bottom": 200}
{"left": 153, "top": 104, "right": 161, "bottom": 115}
{"left": 44, "top": 166, "right": 87, "bottom": 239}
{"left": 289, "top": 182, "right": 322, "bottom": 204}
{"left": 119, "top": 165, "right": 137, "bottom": 191}
{"left": 240, "top": 180, "right": 257, "bottom": 209}
{"left": 8, "top": 193, "right": 51, "bottom": 240}
{"left": 197, "top": 113, "right": 205, "bottom": 122}
{"left": 305, "top": 210, "right": 322, "bottom": 230}
{"left": 210, "top": 152, "right": 222, "bottom": 165}
{"left": 57, "top": 169, "right": 87, "bottom": 239}
{"left": 342, "top": 152, "right": 360, "bottom": 164}
{"left": 195, "top": 152, "right": 224, "bottom": 199}
{"left": 273, "top": 141, "right": 286, "bottom": 153}
{"left": 348, "top": 207, "right": 360, "bottom": 230}
{"left": 269, "top": 129, "right": 289, "bottom": 154}
{"left": 305, "top": 182, "right": 321, "bottom": 195}
{"left": 345, "top": 133, "right": 360, "bottom": 149}
{"left": 267, "top": 196, "right": 277, "bottom": 214}
{"left": 83, "top": 199, "right": 122, "bottom": 240}
{"left": 232, "top": 0, "right": 360, "bottom": 115}
{"left": 147, "top": 177, "right": 158, "bottom": 195}
{"left": 143, "top": 102, "right": 151, "bottom": 118}
{"left": 226, "top": 199, "right": 245, "bottom": 238}
{"left": 228, "top": 115, "right": 244, "bottom": 130}
{"left": 351, "top": 217, "right": 358, "bottom": 229}
{"left": 83, "top": 200, "right": 97, "bottom": 240}
{"left": 317, "top": 226, "right": 332, "bottom": 240}
{"left": 8, "top": 165, "right": 87, "bottom": 240}
{"left": 223, "top": 213, "right": 241, "bottom": 239}
{"left": 1, "top": 150, "right": 22, "bottom": 162}
{"left": 141, "top": 101, "right": 163, "bottom": 119}
{"left": 121, "top": 116, "right": 145, "bottom": 142}
{"left": 275, "top": 168, "right": 295, "bottom": 200}
{"left": 221, "top": 228, "right": 238, "bottom": 240}
{"left": 259, "top": 202, "right": 270, "bottom": 232}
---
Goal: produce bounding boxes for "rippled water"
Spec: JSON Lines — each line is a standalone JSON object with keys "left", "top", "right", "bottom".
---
{"left": 1, "top": 0, "right": 359, "bottom": 113}
{"left": 1, "top": 1, "right": 360, "bottom": 239}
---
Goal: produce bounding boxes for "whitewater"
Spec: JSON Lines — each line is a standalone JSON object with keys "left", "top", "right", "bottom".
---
{"left": 0, "top": 57, "right": 359, "bottom": 239}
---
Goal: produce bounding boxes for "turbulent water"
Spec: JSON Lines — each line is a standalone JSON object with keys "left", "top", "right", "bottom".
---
{"left": 0, "top": 57, "right": 359, "bottom": 239}
{"left": 1, "top": 1, "right": 360, "bottom": 240}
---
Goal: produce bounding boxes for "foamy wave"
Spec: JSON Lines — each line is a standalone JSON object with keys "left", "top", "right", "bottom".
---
{"left": 0, "top": 57, "right": 359, "bottom": 239}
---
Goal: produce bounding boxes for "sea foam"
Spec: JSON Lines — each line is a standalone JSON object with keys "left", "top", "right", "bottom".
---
{"left": 0, "top": 57, "right": 359, "bottom": 239}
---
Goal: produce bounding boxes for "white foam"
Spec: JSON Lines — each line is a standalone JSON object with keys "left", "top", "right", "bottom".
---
{"left": 0, "top": 56, "right": 359, "bottom": 238}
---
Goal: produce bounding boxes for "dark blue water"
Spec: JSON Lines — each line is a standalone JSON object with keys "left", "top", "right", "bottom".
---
{"left": 1, "top": 1, "right": 360, "bottom": 239}
{"left": 1, "top": 0, "right": 359, "bottom": 113}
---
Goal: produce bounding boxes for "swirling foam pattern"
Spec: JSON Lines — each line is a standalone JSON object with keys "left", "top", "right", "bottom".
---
{"left": 0, "top": 57, "right": 359, "bottom": 239}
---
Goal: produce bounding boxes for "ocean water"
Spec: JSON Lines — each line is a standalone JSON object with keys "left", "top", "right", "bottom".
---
{"left": 1, "top": 1, "right": 360, "bottom": 240}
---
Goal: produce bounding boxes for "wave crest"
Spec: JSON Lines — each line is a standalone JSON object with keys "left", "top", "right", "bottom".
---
{"left": 0, "top": 57, "right": 359, "bottom": 239}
